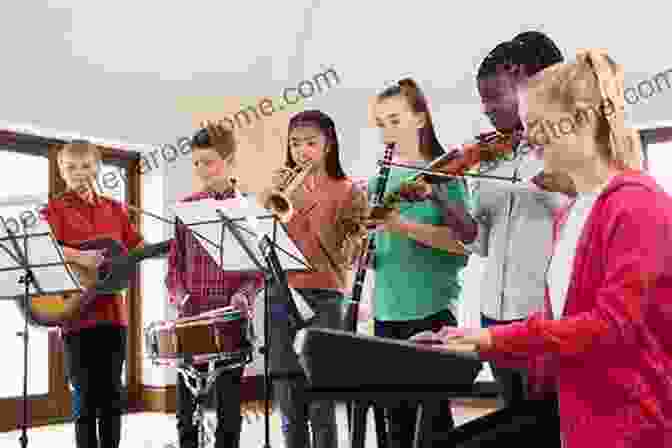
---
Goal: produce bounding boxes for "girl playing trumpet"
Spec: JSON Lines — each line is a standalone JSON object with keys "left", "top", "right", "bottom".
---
{"left": 265, "top": 110, "right": 369, "bottom": 448}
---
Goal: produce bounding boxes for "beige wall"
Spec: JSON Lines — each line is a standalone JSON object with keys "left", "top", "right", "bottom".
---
{"left": 189, "top": 98, "right": 295, "bottom": 195}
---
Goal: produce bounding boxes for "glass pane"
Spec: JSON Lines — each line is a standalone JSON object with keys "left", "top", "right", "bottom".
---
{"left": 0, "top": 149, "right": 50, "bottom": 398}
{"left": 96, "top": 164, "right": 127, "bottom": 203}
{"left": 646, "top": 142, "right": 672, "bottom": 194}
{"left": 0, "top": 303, "right": 50, "bottom": 397}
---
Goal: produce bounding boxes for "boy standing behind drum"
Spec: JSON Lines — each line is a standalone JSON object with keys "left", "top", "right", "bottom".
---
{"left": 165, "top": 122, "right": 264, "bottom": 448}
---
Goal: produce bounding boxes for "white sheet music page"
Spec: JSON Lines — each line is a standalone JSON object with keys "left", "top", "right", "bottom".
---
{"left": 171, "top": 195, "right": 311, "bottom": 272}
{"left": 290, "top": 287, "right": 316, "bottom": 320}
{"left": 0, "top": 214, "right": 79, "bottom": 297}
{"left": 230, "top": 194, "right": 311, "bottom": 271}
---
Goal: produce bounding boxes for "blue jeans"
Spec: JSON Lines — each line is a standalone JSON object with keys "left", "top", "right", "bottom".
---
{"left": 481, "top": 314, "right": 527, "bottom": 406}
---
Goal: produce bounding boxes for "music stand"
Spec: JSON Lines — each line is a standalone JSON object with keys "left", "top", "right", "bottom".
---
{"left": 220, "top": 213, "right": 314, "bottom": 448}
{"left": 0, "top": 220, "right": 79, "bottom": 448}
{"left": 172, "top": 195, "right": 314, "bottom": 448}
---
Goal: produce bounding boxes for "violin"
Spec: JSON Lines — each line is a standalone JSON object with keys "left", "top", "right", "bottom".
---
{"left": 373, "top": 131, "right": 519, "bottom": 217}
{"left": 430, "top": 130, "right": 519, "bottom": 177}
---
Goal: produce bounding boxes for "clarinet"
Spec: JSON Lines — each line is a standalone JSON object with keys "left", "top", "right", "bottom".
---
{"left": 348, "top": 143, "right": 395, "bottom": 326}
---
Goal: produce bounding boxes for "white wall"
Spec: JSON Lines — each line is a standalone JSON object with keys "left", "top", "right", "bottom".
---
{"left": 2, "top": 2, "right": 670, "bottom": 144}
{"left": 2, "top": 1, "right": 671, "bottom": 387}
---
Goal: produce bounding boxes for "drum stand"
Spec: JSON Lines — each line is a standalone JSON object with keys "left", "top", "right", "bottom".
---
{"left": 177, "top": 354, "right": 250, "bottom": 448}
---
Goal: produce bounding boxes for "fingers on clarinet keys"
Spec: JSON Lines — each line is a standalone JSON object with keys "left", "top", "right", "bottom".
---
{"left": 398, "top": 182, "right": 431, "bottom": 201}
{"left": 365, "top": 206, "right": 398, "bottom": 229}
{"left": 369, "top": 206, "right": 394, "bottom": 220}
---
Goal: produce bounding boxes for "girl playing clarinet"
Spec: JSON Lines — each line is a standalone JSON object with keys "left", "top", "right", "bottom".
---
{"left": 365, "top": 78, "right": 478, "bottom": 448}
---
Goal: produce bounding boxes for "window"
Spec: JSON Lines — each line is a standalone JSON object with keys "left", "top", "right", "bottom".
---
{"left": 645, "top": 141, "right": 672, "bottom": 194}
{"left": 0, "top": 134, "right": 142, "bottom": 430}
{"left": 97, "top": 163, "right": 127, "bottom": 203}
{"left": 0, "top": 150, "right": 50, "bottom": 398}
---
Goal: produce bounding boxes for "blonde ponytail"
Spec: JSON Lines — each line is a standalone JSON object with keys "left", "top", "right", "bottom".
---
{"left": 527, "top": 49, "right": 642, "bottom": 170}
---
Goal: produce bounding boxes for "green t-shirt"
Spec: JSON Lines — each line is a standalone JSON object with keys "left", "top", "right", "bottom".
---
{"left": 368, "top": 167, "right": 471, "bottom": 321}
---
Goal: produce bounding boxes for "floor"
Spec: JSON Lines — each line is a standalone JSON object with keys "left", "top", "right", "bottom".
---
{"left": 1, "top": 401, "right": 499, "bottom": 448}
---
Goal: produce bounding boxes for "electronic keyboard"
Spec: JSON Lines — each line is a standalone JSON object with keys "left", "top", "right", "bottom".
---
{"left": 294, "top": 327, "right": 482, "bottom": 395}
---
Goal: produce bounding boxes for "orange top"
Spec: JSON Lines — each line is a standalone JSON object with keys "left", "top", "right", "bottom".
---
{"left": 284, "top": 177, "right": 368, "bottom": 292}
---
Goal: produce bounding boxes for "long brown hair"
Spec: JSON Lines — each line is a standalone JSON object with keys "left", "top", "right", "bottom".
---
{"left": 376, "top": 78, "right": 444, "bottom": 162}
{"left": 286, "top": 110, "right": 346, "bottom": 179}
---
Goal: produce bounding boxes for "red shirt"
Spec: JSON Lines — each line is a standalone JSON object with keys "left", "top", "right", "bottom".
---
{"left": 480, "top": 171, "right": 672, "bottom": 446}
{"left": 40, "top": 191, "right": 143, "bottom": 333}
{"left": 165, "top": 190, "right": 264, "bottom": 317}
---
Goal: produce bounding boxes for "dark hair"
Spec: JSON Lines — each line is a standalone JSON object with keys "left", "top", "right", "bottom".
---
{"left": 286, "top": 110, "right": 346, "bottom": 179}
{"left": 477, "top": 31, "right": 564, "bottom": 79}
{"left": 376, "top": 78, "right": 444, "bottom": 162}
{"left": 192, "top": 128, "right": 237, "bottom": 161}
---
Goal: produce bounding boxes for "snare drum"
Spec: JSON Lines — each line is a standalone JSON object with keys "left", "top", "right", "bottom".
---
{"left": 145, "top": 307, "right": 251, "bottom": 365}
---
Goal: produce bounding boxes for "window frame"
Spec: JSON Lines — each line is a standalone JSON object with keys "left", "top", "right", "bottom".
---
{"left": 0, "top": 130, "right": 143, "bottom": 431}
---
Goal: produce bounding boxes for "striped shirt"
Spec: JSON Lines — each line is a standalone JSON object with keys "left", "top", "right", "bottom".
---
{"left": 165, "top": 189, "right": 264, "bottom": 317}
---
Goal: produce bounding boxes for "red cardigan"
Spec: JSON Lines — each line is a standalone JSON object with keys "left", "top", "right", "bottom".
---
{"left": 480, "top": 171, "right": 672, "bottom": 446}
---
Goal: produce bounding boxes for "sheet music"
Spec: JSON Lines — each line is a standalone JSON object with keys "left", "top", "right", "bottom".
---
{"left": 289, "top": 287, "right": 316, "bottom": 321}
{"left": 171, "top": 195, "right": 312, "bottom": 272}
{"left": 0, "top": 217, "right": 79, "bottom": 298}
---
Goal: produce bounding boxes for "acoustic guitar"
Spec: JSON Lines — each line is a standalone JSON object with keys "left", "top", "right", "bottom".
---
{"left": 18, "top": 238, "right": 170, "bottom": 327}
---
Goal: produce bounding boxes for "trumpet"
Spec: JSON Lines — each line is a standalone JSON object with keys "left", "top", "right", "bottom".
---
{"left": 259, "top": 160, "right": 315, "bottom": 223}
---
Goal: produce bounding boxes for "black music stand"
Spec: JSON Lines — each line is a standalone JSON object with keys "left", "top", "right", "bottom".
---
{"left": 173, "top": 195, "right": 313, "bottom": 448}
{"left": 0, "top": 222, "right": 80, "bottom": 448}
{"left": 223, "top": 211, "right": 318, "bottom": 448}
{"left": 219, "top": 213, "right": 313, "bottom": 448}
